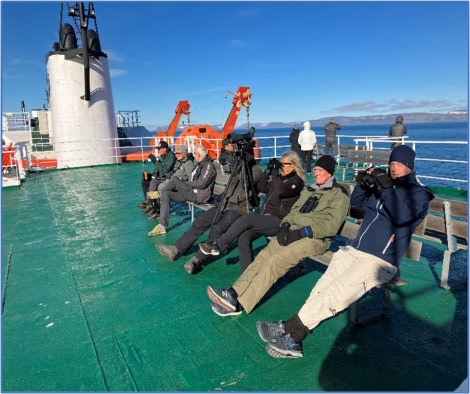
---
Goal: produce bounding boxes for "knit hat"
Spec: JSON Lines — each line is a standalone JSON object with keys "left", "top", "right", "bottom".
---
{"left": 389, "top": 145, "right": 415, "bottom": 170}
{"left": 176, "top": 145, "right": 188, "bottom": 155}
{"left": 315, "top": 155, "right": 336, "bottom": 175}
{"left": 156, "top": 141, "right": 169, "bottom": 150}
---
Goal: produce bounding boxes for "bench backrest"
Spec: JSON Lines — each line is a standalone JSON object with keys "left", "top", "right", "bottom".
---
{"left": 347, "top": 149, "right": 390, "bottom": 167}
{"left": 425, "top": 198, "right": 468, "bottom": 246}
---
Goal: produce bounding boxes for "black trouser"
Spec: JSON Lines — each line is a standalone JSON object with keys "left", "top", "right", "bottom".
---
{"left": 174, "top": 207, "right": 242, "bottom": 256}
{"left": 300, "top": 150, "right": 313, "bottom": 173}
{"left": 213, "top": 213, "right": 282, "bottom": 271}
{"left": 141, "top": 179, "right": 151, "bottom": 198}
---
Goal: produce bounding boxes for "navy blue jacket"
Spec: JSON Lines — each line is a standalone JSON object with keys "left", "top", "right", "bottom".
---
{"left": 350, "top": 172, "right": 434, "bottom": 267}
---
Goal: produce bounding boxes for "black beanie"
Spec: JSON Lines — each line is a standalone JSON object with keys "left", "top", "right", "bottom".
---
{"left": 389, "top": 145, "right": 415, "bottom": 170}
{"left": 315, "top": 155, "right": 336, "bottom": 175}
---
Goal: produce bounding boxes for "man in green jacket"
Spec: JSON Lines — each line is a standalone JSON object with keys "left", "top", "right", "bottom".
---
{"left": 138, "top": 141, "right": 176, "bottom": 209}
{"left": 206, "top": 155, "right": 350, "bottom": 316}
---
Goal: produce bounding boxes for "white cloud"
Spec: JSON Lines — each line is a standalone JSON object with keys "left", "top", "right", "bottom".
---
{"left": 110, "top": 69, "right": 127, "bottom": 77}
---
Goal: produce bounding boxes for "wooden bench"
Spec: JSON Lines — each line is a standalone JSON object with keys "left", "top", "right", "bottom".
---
{"left": 411, "top": 198, "right": 468, "bottom": 289}
{"left": 337, "top": 144, "right": 366, "bottom": 158}
{"left": 188, "top": 162, "right": 231, "bottom": 222}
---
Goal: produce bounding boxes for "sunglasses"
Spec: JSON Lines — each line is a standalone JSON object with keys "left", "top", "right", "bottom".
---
{"left": 175, "top": 152, "right": 183, "bottom": 155}
{"left": 280, "top": 162, "right": 293, "bottom": 166}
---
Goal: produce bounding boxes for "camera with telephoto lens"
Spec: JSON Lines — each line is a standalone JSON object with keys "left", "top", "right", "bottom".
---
{"left": 299, "top": 195, "right": 319, "bottom": 213}
{"left": 226, "top": 127, "right": 255, "bottom": 151}
{"left": 356, "top": 170, "right": 377, "bottom": 189}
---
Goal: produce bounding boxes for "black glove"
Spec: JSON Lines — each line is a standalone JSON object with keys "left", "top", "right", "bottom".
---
{"left": 371, "top": 168, "right": 393, "bottom": 190}
{"left": 148, "top": 153, "right": 157, "bottom": 163}
{"left": 276, "top": 222, "right": 291, "bottom": 244}
{"left": 277, "top": 223, "right": 313, "bottom": 246}
{"left": 355, "top": 170, "right": 376, "bottom": 190}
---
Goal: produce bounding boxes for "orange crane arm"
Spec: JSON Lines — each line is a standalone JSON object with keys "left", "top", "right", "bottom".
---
{"left": 219, "top": 86, "right": 252, "bottom": 139}
{"left": 156, "top": 100, "right": 191, "bottom": 138}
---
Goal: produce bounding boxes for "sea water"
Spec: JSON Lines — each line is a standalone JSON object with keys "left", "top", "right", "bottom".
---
{"left": 251, "top": 122, "right": 468, "bottom": 191}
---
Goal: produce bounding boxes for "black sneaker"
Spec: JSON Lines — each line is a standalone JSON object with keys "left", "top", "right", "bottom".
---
{"left": 265, "top": 334, "right": 303, "bottom": 358}
{"left": 211, "top": 301, "right": 242, "bottom": 317}
{"left": 256, "top": 321, "right": 286, "bottom": 343}
{"left": 206, "top": 286, "right": 238, "bottom": 312}
{"left": 184, "top": 256, "right": 203, "bottom": 274}
{"left": 155, "top": 244, "right": 179, "bottom": 261}
{"left": 199, "top": 242, "right": 220, "bottom": 256}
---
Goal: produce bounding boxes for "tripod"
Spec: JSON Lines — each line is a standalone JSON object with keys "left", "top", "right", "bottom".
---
{"left": 208, "top": 148, "right": 258, "bottom": 235}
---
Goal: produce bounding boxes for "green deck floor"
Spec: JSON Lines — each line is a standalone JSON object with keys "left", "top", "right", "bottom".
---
{"left": 1, "top": 162, "right": 468, "bottom": 392}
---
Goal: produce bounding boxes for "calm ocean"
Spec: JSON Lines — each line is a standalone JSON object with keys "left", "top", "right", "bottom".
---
{"left": 250, "top": 122, "right": 468, "bottom": 191}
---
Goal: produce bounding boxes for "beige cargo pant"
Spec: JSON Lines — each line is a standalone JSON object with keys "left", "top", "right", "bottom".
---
{"left": 298, "top": 246, "right": 397, "bottom": 330}
{"left": 233, "top": 237, "right": 327, "bottom": 314}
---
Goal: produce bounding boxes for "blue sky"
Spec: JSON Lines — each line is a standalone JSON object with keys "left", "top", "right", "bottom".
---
{"left": 1, "top": 1, "right": 468, "bottom": 128}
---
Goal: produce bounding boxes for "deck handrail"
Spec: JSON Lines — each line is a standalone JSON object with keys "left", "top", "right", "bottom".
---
{"left": 2, "top": 119, "right": 468, "bottom": 190}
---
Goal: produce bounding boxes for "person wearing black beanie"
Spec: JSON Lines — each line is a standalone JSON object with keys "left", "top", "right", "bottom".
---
{"left": 206, "top": 154, "right": 351, "bottom": 322}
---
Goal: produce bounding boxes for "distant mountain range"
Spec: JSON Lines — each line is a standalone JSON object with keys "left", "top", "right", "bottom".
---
{"left": 145, "top": 110, "right": 467, "bottom": 131}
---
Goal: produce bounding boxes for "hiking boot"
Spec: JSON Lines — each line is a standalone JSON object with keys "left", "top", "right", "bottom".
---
{"left": 146, "top": 191, "right": 160, "bottom": 199}
{"left": 206, "top": 286, "right": 238, "bottom": 312}
{"left": 211, "top": 301, "right": 242, "bottom": 317}
{"left": 156, "top": 244, "right": 179, "bottom": 261}
{"left": 199, "top": 242, "right": 220, "bottom": 256}
{"left": 265, "top": 334, "right": 303, "bottom": 358}
{"left": 184, "top": 256, "right": 203, "bottom": 274}
{"left": 148, "top": 211, "right": 160, "bottom": 220}
{"left": 138, "top": 201, "right": 148, "bottom": 208}
{"left": 148, "top": 225, "right": 166, "bottom": 237}
{"left": 256, "top": 321, "right": 286, "bottom": 343}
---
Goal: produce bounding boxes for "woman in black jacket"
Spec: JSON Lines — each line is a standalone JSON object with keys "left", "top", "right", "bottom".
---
{"left": 199, "top": 150, "right": 305, "bottom": 271}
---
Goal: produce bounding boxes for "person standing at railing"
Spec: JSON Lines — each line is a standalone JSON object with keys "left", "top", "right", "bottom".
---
{"left": 298, "top": 121, "right": 317, "bottom": 174}
{"left": 324, "top": 119, "right": 341, "bottom": 156}
{"left": 289, "top": 124, "right": 302, "bottom": 157}
{"left": 389, "top": 115, "right": 408, "bottom": 149}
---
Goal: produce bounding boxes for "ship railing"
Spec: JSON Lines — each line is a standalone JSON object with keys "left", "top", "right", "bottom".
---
{"left": 12, "top": 133, "right": 469, "bottom": 191}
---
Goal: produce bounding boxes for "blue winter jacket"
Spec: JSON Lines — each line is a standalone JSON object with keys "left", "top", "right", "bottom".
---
{"left": 350, "top": 172, "right": 434, "bottom": 267}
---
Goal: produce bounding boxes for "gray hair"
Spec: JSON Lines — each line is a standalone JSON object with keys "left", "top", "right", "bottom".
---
{"left": 194, "top": 144, "right": 208, "bottom": 159}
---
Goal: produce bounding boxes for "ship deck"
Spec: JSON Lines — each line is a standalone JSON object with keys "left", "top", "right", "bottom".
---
{"left": 1, "top": 162, "right": 468, "bottom": 392}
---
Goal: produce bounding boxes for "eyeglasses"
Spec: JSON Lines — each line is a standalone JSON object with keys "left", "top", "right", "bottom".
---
{"left": 280, "top": 162, "right": 293, "bottom": 166}
{"left": 175, "top": 152, "right": 183, "bottom": 155}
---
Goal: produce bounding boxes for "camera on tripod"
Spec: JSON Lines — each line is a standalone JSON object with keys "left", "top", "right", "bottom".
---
{"left": 226, "top": 127, "right": 255, "bottom": 152}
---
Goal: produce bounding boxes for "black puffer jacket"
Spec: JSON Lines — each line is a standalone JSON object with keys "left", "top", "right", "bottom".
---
{"left": 259, "top": 170, "right": 304, "bottom": 220}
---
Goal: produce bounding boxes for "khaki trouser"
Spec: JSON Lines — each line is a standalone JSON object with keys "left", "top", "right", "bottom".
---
{"left": 233, "top": 237, "right": 326, "bottom": 314}
{"left": 298, "top": 246, "right": 397, "bottom": 330}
